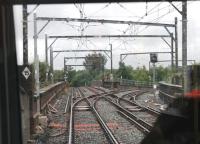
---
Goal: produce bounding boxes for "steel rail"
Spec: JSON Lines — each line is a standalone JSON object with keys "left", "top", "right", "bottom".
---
{"left": 78, "top": 88, "right": 120, "bottom": 144}
{"left": 68, "top": 88, "right": 74, "bottom": 144}
{"left": 93, "top": 96, "right": 151, "bottom": 135}
{"left": 64, "top": 90, "right": 71, "bottom": 113}
{"left": 92, "top": 106, "right": 120, "bottom": 144}
{"left": 129, "top": 90, "right": 186, "bottom": 118}
{"left": 72, "top": 89, "right": 109, "bottom": 108}
{"left": 118, "top": 90, "right": 141, "bottom": 101}
{"left": 128, "top": 91, "right": 162, "bottom": 114}
{"left": 116, "top": 90, "right": 160, "bottom": 116}
{"left": 103, "top": 97, "right": 153, "bottom": 132}
{"left": 117, "top": 111, "right": 150, "bottom": 134}
{"left": 119, "top": 96, "right": 160, "bottom": 116}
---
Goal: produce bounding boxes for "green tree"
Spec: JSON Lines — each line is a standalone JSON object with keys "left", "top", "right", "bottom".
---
{"left": 132, "top": 66, "right": 150, "bottom": 82}
{"left": 30, "top": 62, "right": 48, "bottom": 87}
{"left": 64, "top": 65, "right": 75, "bottom": 83}
{"left": 39, "top": 62, "right": 47, "bottom": 82}
{"left": 30, "top": 62, "right": 47, "bottom": 83}
{"left": 70, "top": 70, "right": 93, "bottom": 86}
{"left": 149, "top": 65, "right": 172, "bottom": 82}
{"left": 116, "top": 62, "right": 133, "bottom": 79}
{"left": 66, "top": 69, "right": 76, "bottom": 83}
{"left": 83, "top": 53, "right": 107, "bottom": 74}
{"left": 54, "top": 69, "right": 64, "bottom": 82}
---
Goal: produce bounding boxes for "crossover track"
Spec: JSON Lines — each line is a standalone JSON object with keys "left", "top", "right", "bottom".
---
{"left": 68, "top": 88, "right": 156, "bottom": 144}
{"left": 44, "top": 86, "right": 161, "bottom": 144}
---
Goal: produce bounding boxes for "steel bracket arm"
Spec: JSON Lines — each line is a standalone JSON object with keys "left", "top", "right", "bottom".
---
{"left": 169, "top": 2, "right": 183, "bottom": 15}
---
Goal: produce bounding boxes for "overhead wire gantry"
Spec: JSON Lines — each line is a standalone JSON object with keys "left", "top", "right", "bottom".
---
{"left": 33, "top": 13, "right": 178, "bottom": 94}
{"left": 34, "top": 16, "right": 178, "bottom": 70}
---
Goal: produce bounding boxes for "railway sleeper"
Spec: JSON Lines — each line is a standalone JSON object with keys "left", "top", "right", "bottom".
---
{"left": 117, "top": 111, "right": 150, "bottom": 134}
{"left": 105, "top": 97, "right": 153, "bottom": 131}
{"left": 74, "top": 106, "right": 91, "bottom": 111}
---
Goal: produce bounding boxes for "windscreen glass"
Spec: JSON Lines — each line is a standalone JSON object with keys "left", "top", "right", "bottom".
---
{"left": 13, "top": 2, "right": 200, "bottom": 144}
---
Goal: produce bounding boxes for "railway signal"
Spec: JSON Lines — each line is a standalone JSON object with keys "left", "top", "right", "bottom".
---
{"left": 150, "top": 53, "right": 158, "bottom": 63}
{"left": 150, "top": 53, "right": 158, "bottom": 86}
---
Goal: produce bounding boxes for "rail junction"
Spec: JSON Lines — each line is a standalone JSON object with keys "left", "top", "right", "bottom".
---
{"left": 30, "top": 81, "right": 185, "bottom": 144}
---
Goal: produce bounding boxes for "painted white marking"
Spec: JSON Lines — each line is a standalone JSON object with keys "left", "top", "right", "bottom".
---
{"left": 22, "top": 67, "right": 31, "bottom": 80}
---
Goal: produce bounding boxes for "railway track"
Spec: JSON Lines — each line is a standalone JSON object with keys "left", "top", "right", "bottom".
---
{"left": 94, "top": 97, "right": 145, "bottom": 144}
{"left": 82, "top": 87, "right": 157, "bottom": 143}
{"left": 45, "top": 88, "right": 72, "bottom": 144}
{"left": 117, "top": 91, "right": 160, "bottom": 125}
{"left": 43, "top": 86, "right": 160, "bottom": 144}
{"left": 68, "top": 88, "right": 111, "bottom": 144}
{"left": 86, "top": 87, "right": 156, "bottom": 131}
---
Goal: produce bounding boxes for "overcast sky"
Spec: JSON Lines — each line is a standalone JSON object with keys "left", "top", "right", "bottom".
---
{"left": 13, "top": 1, "right": 200, "bottom": 70}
